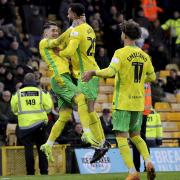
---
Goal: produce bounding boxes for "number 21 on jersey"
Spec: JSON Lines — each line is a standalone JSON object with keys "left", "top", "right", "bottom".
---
{"left": 87, "top": 37, "right": 96, "bottom": 56}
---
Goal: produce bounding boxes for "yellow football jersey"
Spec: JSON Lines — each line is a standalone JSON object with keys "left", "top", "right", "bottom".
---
{"left": 59, "top": 27, "right": 73, "bottom": 50}
{"left": 59, "top": 23, "right": 99, "bottom": 79}
{"left": 109, "top": 45, "right": 155, "bottom": 111}
{"left": 39, "top": 38, "right": 70, "bottom": 77}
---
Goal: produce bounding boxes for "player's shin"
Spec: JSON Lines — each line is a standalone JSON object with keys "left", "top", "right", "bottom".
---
{"left": 47, "top": 108, "right": 72, "bottom": 146}
{"left": 74, "top": 94, "right": 99, "bottom": 147}
{"left": 116, "top": 136, "right": 136, "bottom": 174}
{"left": 89, "top": 111, "right": 105, "bottom": 146}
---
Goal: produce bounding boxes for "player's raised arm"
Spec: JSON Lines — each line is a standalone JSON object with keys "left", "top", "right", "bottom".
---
{"left": 59, "top": 30, "right": 80, "bottom": 58}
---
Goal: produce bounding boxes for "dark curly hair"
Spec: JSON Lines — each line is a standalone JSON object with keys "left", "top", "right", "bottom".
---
{"left": 120, "top": 20, "right": 141, "bottom": 40}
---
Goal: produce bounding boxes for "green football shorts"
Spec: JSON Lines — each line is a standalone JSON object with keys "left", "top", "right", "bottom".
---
{"left": 112, "top": 110, "right": 143, "bottom": 132}
{"left": 78, "top": 76, "right": 99, "bottom": 101}
{"left": 51, "top": 73, "right": 80, "bottom": 108}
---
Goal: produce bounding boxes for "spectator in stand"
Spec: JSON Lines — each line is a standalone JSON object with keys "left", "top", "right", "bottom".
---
{"left": 20, "top": 37, "right": 33, "bottom": 59}
{"left": 135, "top": 8, "right": 150, "bottom": 30}
{"left": 161, "top": 11, "right": 180, "bottom": 58}
{"left": 14, "top": 65, "right": 25, "bottom": 84}
{"left": 162, "top": 69, "right": 180, "bottom": 94}
{"left": 149, "top": 19, "right": 165, "bottom": 49}
{"left": 15, "top": 81, "right": 23, "bottom": 91}
{"left": 67, "top": 122, "right": 89, "bottom": 147}
{"left": 0, "top": 28, "right": 11, "bottom": 54}
{"left": 0, "top": 64, "right": 6, "bottom": 83}
{"left": 104, "top": 12, "right": 124, "bottom": 57}
{"left": 0, "top": 0, "right": 16, "bottom": 26}
{"left": 28, "top": 6, "right": 45, "bottom": 48}
{"left": 0, "top": 90, "right": 17, "bottom": 143}
{"left": 150, "top": 44, "right": 169, "bottom": 71}
{"left": 0, "top": 82, "right": 4, "bottom": 96}
{"left": 90, "top": 19, "right": 104, "bottom": 47}
{"left": 4, "top": 71, "right": 15, "bottom": 93}
{"left": 135, "top": 27, "right": 149, "bottom": 48}
{"left": 6, "top": 40, "right": 28, "bottom": 65}
{"left": 5, "top": 55, "right": 18, "bottom": 69}
{"left": 58, "top": 0, "right": 72, "bottom": 30}
{"left": 141, "top": 0, "right": 163, "bottom": 22}
{"left": 100, "top": 109, "right": 113, "bottom": 135}
{"left": 95, "top": 47, "right": 110, "bottom": 69}
{"left": 151, "top": 73, "right": 166, "bottom": 106}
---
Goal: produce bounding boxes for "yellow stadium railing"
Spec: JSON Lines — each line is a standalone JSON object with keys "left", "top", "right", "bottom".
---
{"left": 1, "top": 144, "right": 67, "bottom": 176}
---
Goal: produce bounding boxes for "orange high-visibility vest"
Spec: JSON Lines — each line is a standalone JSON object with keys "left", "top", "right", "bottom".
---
{"left": 143, "top": 83, "right": 152, "bottom": 115}
{"left": 141, "top": 0, "right": 163, "bottom": 22}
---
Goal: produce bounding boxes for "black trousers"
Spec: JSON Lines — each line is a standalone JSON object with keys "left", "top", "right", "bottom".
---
{"left": 132, "top": 115, "right": 150, "bottom": 172}
{"left": 20, "top": 126, "right": 48, "bottom": 175}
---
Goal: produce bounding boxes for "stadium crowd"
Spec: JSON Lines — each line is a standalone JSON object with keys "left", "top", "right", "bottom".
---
{"left": 0, "top": 0, "right": 179, "bottom": 146}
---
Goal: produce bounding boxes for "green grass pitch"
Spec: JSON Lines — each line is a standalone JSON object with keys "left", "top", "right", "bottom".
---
{"left": 1, "top": 172, "right": 180, "bottom": 180}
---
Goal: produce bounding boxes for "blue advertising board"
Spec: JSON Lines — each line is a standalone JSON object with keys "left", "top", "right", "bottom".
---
{"left": 75, "top": 147, "right": 180, "bottom": 174}
{"left": 75, "top": 148, "right": 128, "bottom": 174}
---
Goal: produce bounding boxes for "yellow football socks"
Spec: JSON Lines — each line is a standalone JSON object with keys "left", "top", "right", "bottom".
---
{"left": 131, "top": 135, "right": 150, "bottom": 161}
{"left": 74, "top": 94, "right": 91, "bottom": 131}
{"left": 116, "top": 137, "right": 135, "bottom": 171}
{"left": 48, "top": 108, "right": 72, "bottom": 142}
{"left": 89, "top": 111, "right": 105, "bottom": 145}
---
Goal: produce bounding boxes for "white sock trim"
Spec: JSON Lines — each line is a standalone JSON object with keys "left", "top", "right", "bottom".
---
{"left": 46, "top": 140, "right": 54, "bottom": 147}
{"left": 129, "top": 167, "right": 136, "bottom": 174}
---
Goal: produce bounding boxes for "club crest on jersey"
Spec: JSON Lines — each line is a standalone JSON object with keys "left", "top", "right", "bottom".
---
{"left": 71, "top": 31, "right": 79, "bottom": 37}
{"left": 111, "top": 58, "right": 119, "bottom": 64}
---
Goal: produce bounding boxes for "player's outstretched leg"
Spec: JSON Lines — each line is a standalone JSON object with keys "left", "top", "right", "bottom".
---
{"left": 40, "top": 108, "right": 72, "bottom": 162}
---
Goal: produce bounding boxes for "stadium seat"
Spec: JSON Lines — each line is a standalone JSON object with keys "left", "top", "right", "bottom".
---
{"left": 165, "top": 93, "right": 176, "bottom": 103}
{"left": 166, "top": 112, "right": 180, "bottom": 121}
{"left": 102, "top": 103, "right": 112, "bottom": 110}
{"left": 106, "top": 78, "right": 114, "bottom": 86}
{"left": 162, "top": 139, "right": 179, "bottom": 147}
{"left": 99, "top": 85, "right": 114, "bottom": 94}
{"left": 162, "top": 122, "right": 179, "bottom": 132}
{"left": 107, "top": 94, "right": 113, "bottom": 103}
{"left": 154, "top": 102, "right": 171, "bottom": 112}
{"left": 6, "top": 123, "right": 17, "bottom": 146}
{"left": 165, "top": 64, "right": 179, "bottom": 71}
{"left": 96, "top": 94, "right": 108, "bottom": 103}
{"left": 159, "top": 112, "right": 167, "bottom": 121}
{"left": 176, "top": 94, "right": 180, "bottom": 103}
{"left": 171, "top": 103, "right": 180, "bottom": 111}
{"left": 94, "top": 103, "right": 102, "bottom": 112}
{"left": 99, "top": 78, "right": 106, "bottom": 85}
{"left": 159, "top": 70, "right": 170, "bottom": 78}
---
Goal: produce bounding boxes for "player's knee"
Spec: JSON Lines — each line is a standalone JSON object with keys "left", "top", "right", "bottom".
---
{"left": 74, "top": 93, "right": 86, "bottom": 106}
{"left": 129, "top": 132, "right": 140, "bottom": 138}
{"left": 58, "top": 108, "right": 72, "bottom": 122}
{"left": 87, "top": 100, "right": 95, "bottom": 112}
